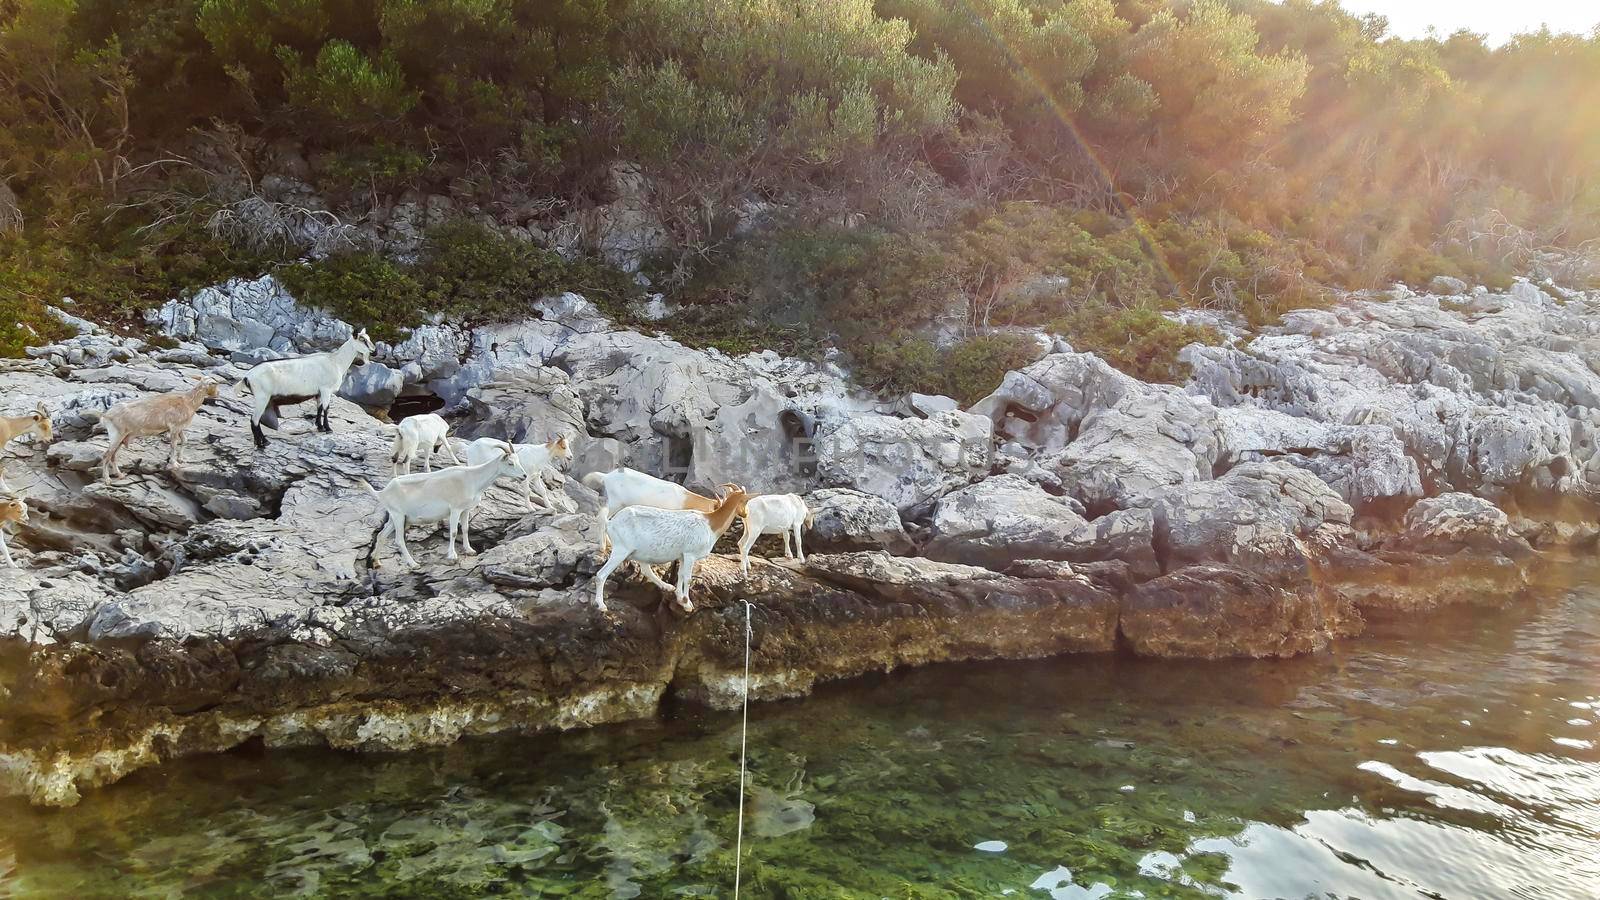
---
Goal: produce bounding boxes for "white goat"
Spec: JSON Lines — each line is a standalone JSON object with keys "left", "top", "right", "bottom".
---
{"left": 235, "top": 329, "right": 374, "bottom": 449}
{"left": 0, "top": 402, "right": 52, "bottom": 491}
{"left": 737, "top": 493, "right": 813, "bottom": 575}
{"left": 581, "top": 467, "right": 725, "bottom": 558}
{"left": 464, "top": 434, "right": 573, "bottom": 510}
{"left": 0, "top": 495, "right": 27, "bottom": 568}
{"left": 593, "top": 485, "right": 748, "bottom": 612}
{"left": 391, "top": 413, "right": 461, "bottom": 476}
{"left": 98, "top": 377, "right": 221, "bottom": 481}
{"left": 362, "top": 442, "right": 525, "bottom": 567}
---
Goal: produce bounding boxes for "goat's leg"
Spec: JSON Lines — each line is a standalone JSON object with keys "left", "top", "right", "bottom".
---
{"left": 593, "top": 548, "right": 630, "bottom": 611}
{"left": 460, "top": 504, "right": 478, "bottom": 556}
{"left": 250, "top": 392, "right": 271, "bottom": 449}
{"left": 528, "top": 470, "right": 557, "bottom": 510}
{"left": 439, "top": 438, "right": 462, "bottom": 466}
{"left": 420, "top": 442, "right": 433, "bottom": 473}
{"left": 675, "top": 553, "right": 695, "bottom": 612}
{"left": 738, "top": 524, "right": 758, "bottom": 576}
{"left": 0, "top": 533, "right": 14, "bottom": 568}
{"left": 635, "top": 563, "right": 674, "bottom": 592}
{"left": 167, "top": 426, "right": 184, "bottom": 470}
{"left": 780, "top": 528, "right": 793, "bottom": 558}
{"left": 392, "top": 513, "right": 420, "bottom": 568}
{"left": 317, "top": 388, "right": 334, "bottom": 433}
{"left": 793, "top": 523, "right": 805, "bottom": 563}
{"left": 101, "top": 428, "right": 126, "bottom": 481}
{"left": 596, "top": 505, "right": 611, "bottom": 560}
{"left": 444, "top": 509, "right": 463, "bottom": 561}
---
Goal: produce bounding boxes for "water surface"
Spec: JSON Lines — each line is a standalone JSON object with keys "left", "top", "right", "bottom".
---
{"left": 3, "top": 573, "right": 1598, "bottom": 898}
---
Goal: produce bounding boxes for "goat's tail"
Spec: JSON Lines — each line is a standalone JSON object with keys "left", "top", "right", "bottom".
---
{"left": 356, "top": 478, "right": 379, "bottom": 499}
{"left": 231, "top": 376, "right": 253, "bottom": 397}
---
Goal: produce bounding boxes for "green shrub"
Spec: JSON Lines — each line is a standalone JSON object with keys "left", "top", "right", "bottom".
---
{"left": 278, "top": 222, "right": 638, "bottom": 343}
{"left": 0, "top": 214, "right": 271, "bottom": 357}
{"left": 1048, "top": 300, "right": 1218, "bottom": 383}
{"left": 941, "top": 333, "right": 1042, "bottom": 404}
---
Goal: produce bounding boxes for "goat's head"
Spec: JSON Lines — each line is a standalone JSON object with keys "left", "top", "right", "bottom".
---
{"left": 351, "top": 328, "right": 375, "bottom": 367}
{"left": 548, "top": 433, "right": 573, "bottom": 466}
{"left": 29, "top": 403, "right": 52, "bottom": 443}
{"left": 194, "top": 376, "right": 222, "bottom": 401}
{"left": 495, "top": 441, "right": 528, "bottom": 477}
{"left": 0, "top": 496, "right": 28, "bottom": 525}
{"left": 714, "top": 482, "right": 749, "bottom": 510}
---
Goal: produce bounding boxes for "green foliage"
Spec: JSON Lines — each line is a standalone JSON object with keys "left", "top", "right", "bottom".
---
{"left": 277, "top": 221, "right": 638, "bottom": 342}
{"left": 278, "top": 39, "right": 416, "bottom": 134}
{"left": 1048, "top": 299, "right": 1218, "bottom": 383}
{"left": 0, "top": 214, "right": 269, "bottom": 356}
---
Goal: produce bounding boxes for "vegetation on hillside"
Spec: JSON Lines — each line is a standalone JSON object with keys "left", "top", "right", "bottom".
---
{"left": 3, "top": 0, "right": 1598, "bottom": 393}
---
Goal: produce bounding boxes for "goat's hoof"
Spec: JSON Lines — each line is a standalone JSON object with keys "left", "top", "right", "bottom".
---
{"left": 462, "top": 547, "right": 478, "bottom": 557}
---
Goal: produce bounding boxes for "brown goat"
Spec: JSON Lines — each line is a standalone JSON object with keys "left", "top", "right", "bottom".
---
{"left": 0, "top": 495, "right": 27, "bottom": 568}
{"left": 0, "top": 402, "right": 52, "bottom": 491}
{"left": 99, "top": 378, "right": 221, "bottom": 481}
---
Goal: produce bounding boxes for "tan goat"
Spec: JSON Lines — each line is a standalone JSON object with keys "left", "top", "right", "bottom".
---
{"left": 0, "top": 402, "right": 52, "bottom": 491}
{"left": 98, "top": 377, "right": 222, "bottom": 481}
{"left": 0, "top": 495, "right": 27, "bottom": 568}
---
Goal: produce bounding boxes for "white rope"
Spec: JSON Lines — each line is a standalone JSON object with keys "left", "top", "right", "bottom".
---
{"left": 734, "top": 599, "right": 753, "bottom": 898}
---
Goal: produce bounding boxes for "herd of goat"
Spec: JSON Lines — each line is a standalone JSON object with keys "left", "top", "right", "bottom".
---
{"left": 0, "top": 331, "right": 812, "bottom": 612}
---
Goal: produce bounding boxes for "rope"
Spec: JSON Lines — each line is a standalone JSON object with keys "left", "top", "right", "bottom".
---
{"left": 734, "top": 599, "right": 753, "bottom": 898}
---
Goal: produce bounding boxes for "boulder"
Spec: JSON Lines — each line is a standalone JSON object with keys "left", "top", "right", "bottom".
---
{"left": 1397, "top": 493, "right": 1529, "bottom": 557}
{"left": 1052, "top": 389, "right": 1221, "bottom": 512}
{"left": 802, "top": 488, "right": 913, "bottom": 554}
{"left": 814, "top": 410, "right": 992, "bottom": 515}
{"left": 1120, "top": 564, "right": 1351, "bottom": 659}
{"left": 925, "top": 474, "right": 1159, "bottom": 578}
{"left": 1151, "top": 461, "right": 1354, "bottom": 575}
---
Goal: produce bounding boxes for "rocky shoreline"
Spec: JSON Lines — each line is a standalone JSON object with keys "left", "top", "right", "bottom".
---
{"left": 3, "top": 278, "right": 1596, "bottom": 806}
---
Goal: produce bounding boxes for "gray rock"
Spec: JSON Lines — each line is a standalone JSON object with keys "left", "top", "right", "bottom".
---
{"left": 1398, "top": 492, "right": 1528, "bottom": 556}
{"left": 803, "top": 488, "right": 913, "bottom": 554}
{"left": 925, "top": 475, "right": 1158, "bottom": 577}
{"left": 1429, "top": 275, "right": 1470, "bottom": 295}
{"left": 814, "top": 410, "right": 992, "bottom": 515}
{"left": 1151, "top": 460, "right": 1353, "bottom": 575}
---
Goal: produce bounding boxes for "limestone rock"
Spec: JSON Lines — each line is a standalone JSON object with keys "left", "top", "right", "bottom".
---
{"left": 814, "top": 410, "right": 992, "bottom": 515}
{"left": 1120, "top": 564, "right": 1350, "bottom": 659}
{"left": 1051, "top": 388, "right": 1221, "bottom": 512}
{"left": 803, "top": 488, "right": 913, "bottom": 554}
{"left": 1151, "top": 461, "right": 1354, "bottom": 575}
{"left": 924, "top": 475, "right": 1158, "bottom": 577}
{"left": 1398, "top": 493, "right": 1528, "bottom": 556}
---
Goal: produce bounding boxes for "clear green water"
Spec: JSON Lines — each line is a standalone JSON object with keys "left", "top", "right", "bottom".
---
{"left": 3, "top": 578, "right": 1598, "bottom": 900}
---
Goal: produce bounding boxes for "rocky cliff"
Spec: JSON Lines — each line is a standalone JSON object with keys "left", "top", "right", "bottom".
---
{"left": 2, "top": 278, "right": 1593, "bottom": 805}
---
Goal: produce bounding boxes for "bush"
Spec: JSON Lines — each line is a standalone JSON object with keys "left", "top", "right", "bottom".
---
{"left": 0, "top": 214, "right": 270, "bottom": 357}
{"left": 1048, "top": 300, "right": 1218, "bottom": 383}
{"left": 941, "top": 333, "right": 1042, "bottom": 404}
{"left": 278, "top": 222, "right": 638, "bottom": 343}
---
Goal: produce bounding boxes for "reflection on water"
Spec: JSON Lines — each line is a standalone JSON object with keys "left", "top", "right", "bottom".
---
{"left": 2, "top": 574, "right": 1598, "bottom": 898}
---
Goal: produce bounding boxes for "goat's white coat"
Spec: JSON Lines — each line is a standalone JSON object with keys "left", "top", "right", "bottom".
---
{"left": 581, "top": 467, "right": 716, "bottom": 557}
{"left": 236, "top": 330, "right": 373, "bottom": 448}
{"left": 592, "top": 492, "right": 744, "bottom": 612}
{"left": 737, "top": 493, "right": 811, "bottom": 575}
{"left": 464, "top": 436, "right": 572, "bottom": 510}
{"left": 391, "top": 413, "right": 461, "bottom": 475}
{"left": 363, "top": 444, "right": 525, "bottom": 567}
